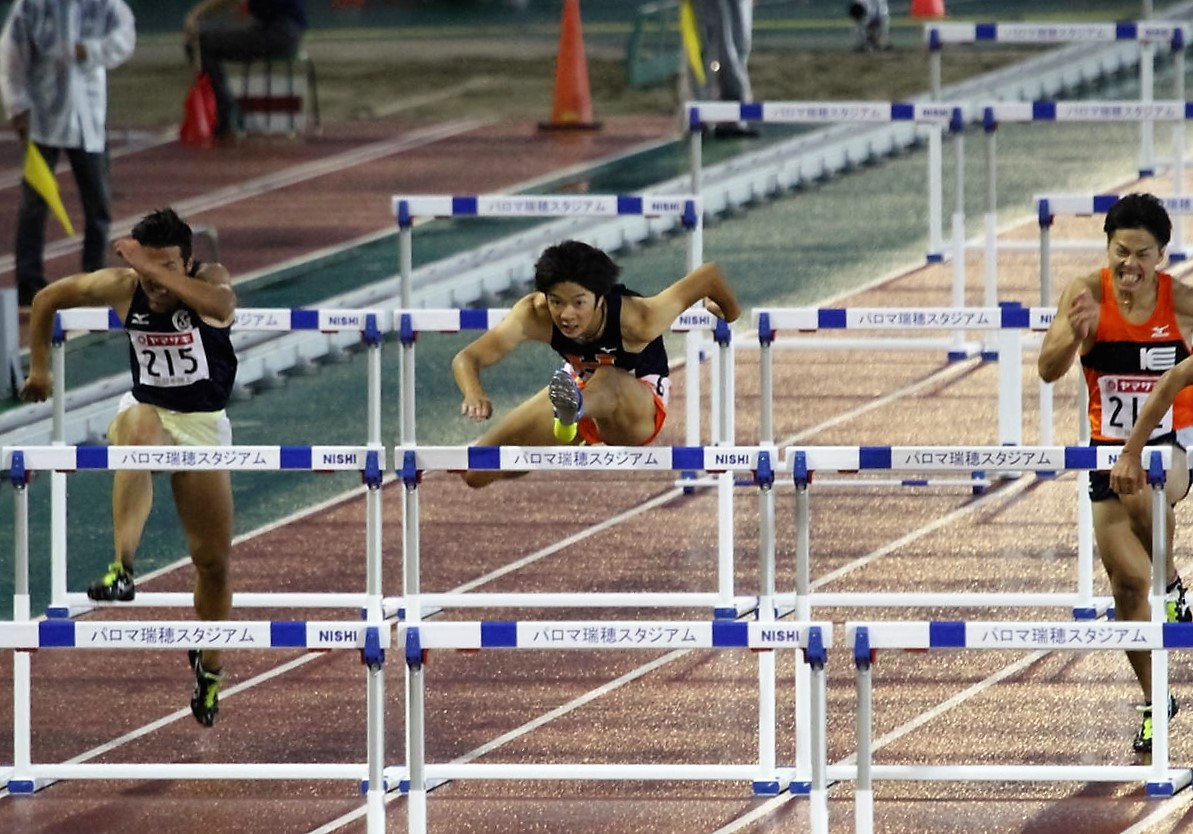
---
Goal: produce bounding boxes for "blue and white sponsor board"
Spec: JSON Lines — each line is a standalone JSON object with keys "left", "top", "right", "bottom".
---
{"left": 400, "top": 621, "right": 832, "bottom": 650}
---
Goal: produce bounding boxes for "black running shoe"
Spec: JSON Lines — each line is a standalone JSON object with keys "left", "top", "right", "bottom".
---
{"left": 189, "top": 649, "right": 222, "bottom": 728}
{"left": 1167, "top": 577, "right": 1192, "bottom": 624}
{"left": 549, "top": 368, "right": 583, "bottom": 441}
{"left": 87, "top": 562, "right": 135, "bottom": 601}
{"left": 1134, "top": 694, "right": 1179, "bottom": 754}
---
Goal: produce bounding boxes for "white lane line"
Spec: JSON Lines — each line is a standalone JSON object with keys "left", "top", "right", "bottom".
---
{"left": 1118, "top": 793, "right": 1193, "bottom": 834}
{"left": 0, "top": 119, "right": 487, "bottom": 276}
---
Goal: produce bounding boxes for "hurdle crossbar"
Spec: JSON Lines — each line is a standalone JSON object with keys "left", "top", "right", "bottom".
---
{"left": 396, "top": 620, "right": 832, "bottom": 834}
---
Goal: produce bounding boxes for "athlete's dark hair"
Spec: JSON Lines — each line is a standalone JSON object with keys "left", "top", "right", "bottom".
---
{"left": 1104, "top": 192, "right": 1171, "bottom": 249}
{"left": 533, "top": 240, "right": 621, "bottom": 297}
{"left": 131, "top": 207, "right": 193, "bottom": 263}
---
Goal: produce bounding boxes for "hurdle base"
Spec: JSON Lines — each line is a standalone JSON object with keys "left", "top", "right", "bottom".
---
{"left": 6, "top": 776, "right": 55, "bottom": 794}
{"left": 926, "top": 252, "right": 945, "bottom": 263}
{"left": 788, "top": 780, "right": 812, "bottom": 795}
{"left": 752, "top": 778, "right": 782, "bottom": 795}
{"left": 360, "top": 777, "right": 395, "bottom": 793}
{"left": 1146, "top": 769, "right": 1193, "bottom": 796}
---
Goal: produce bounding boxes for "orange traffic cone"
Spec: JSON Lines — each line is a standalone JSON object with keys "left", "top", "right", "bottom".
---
{"left": 539, "top": 0, "right": 601, "bottom": 131}
{"left": 911, "top": 0, "right": 945, "bottom": 17}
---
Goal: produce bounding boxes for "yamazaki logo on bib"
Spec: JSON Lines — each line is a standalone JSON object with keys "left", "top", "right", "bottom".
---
{"left": 1106, "top": 378, "right": 1155, "bottom": 394}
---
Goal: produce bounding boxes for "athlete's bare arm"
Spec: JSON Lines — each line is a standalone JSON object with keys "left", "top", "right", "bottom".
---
{"left": 114, "top": 238, "right": 236, "bottom": 325}
{"left": 1171, "top": 274, "right": 1193, "bottom": 343}
{"left": 20, "top": 268, "right": 138, "bottom": 402}
{"left": 1038, "top": 271, "right": 1102, "bottom": 384}
{"left": 451, "top": 293, "right": 554, "bottom": 421}
{"left": 620, "top": 263, "right": 740, "bottom": 351}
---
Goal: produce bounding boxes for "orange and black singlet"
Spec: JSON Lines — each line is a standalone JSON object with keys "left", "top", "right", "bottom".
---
{"left": 1081, "top": 268, "right": 1193, "bottom": 448}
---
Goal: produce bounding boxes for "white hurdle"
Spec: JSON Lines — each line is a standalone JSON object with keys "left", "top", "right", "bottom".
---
{"left": 752, "top": 305, "right": 1054, "bottom": 452}
{"left": 394, "top": 445, "right": 823, "bottom": 795}
{"left": 4, "top": 444, "right": 392, "bottom": 831}
{"left": 390, "top": 194, "right": 720, "bottom": 448}
{"left": 926, "top": 21, "right": 1189, "bottom": 176}
{"left": 977, "top": 101, "right": 1193, "bottom": 312}
{"left": 395, "top": 619, "right": 832, "bottom": 834}
{"left": 849, "top": 620, "right": 1192, "bottom": 830}
{"left": 42, "top": 308, "right": 388, "bottom": 616}
{"left": 686, "top": 101, "right": 964, "bottom": 264}
{"left": 780, "top": 444, "right": 1172, "bottom": 620}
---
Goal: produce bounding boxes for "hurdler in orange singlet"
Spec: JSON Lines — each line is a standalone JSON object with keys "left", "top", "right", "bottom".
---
{"left": 1082, "top": 267, "right": 1193, "bottom": 448}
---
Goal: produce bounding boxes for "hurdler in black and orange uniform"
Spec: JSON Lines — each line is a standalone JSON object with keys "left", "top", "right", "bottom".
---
{"left": 1041, "top": 192, "right": 1193, "bottom": 756}
{"left": 549, "top": 284, "right": 670, "bottom": 446}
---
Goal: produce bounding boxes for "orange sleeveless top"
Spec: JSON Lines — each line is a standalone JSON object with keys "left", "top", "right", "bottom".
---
{"left": 1081, "top": 268, "right": 1193, "bottom": 446}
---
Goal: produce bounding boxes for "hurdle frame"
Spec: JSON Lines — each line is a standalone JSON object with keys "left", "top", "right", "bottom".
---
{"left": 925, "top": 21, "right": 1189, "bottom": 178}
{"left": 41, "top": 308, "right": 388, "bottom": 617}
{"left": 396, "top": 619, "right": 832, "bottom": 834}
{"left": 394, "top": 445, "right": 823, "bottom": 794}
{"left": 845, "top": 452, "right": 1189, "bottom": 831}
{"left": 752, "top": 305, "right": 1054, "bottom": 452}
{"left": 686, "top": 101, "right": 965, "bottom": 265}
{"left": 390, "top": 194, "right": 724, "bottom": 449}
{"left": 4, "top": 445, "right": 392, "bottom": 832}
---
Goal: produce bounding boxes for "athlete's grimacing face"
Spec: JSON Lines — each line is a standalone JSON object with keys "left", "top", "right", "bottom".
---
{"left": 1108, "top": 227, "right": 1164, "bottom": 298}
{"left": 545, "top": 281, "right": 603, "bottom": 341}
{"left": 136, "top": 245, "right": 191, "bottom": 312}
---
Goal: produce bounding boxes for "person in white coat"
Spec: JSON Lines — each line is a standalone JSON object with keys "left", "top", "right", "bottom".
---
{"left": 0, "top": 0, "right": 135, "bottom": 307}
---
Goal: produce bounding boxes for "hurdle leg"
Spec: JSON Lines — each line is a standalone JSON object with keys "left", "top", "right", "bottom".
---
{"left": 49, "top": 335, "right": 69, "bottom": 617}
{"left": 405, "top": 628, "right": 428, "bottom": 834}
{"left": 996, "top": 324, "right": 1022, "bottom": 447}
{"left": 792, "top": 468, "right": 813, "bottom": 790}
{"left": 755, "top": 478, "right": 779, "bottom": 794}
{"left": 927, "top": 125, "right": 944, "bottom": 261}
{"left": 10, "top": 465, "right": 34, "bottom": 794}
{"left": 854, "top": 629, "right": 874, "bottom": 834}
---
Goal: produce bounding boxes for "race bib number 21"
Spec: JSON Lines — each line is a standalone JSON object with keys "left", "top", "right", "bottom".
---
{"left": 1098, "top": 375, "right": 1172, "bottom": 439}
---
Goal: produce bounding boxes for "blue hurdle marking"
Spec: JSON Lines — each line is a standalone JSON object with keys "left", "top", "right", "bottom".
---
{"left": 1, "top": 445, "right": 384, "bottom": 472}
{"left": 0, "top": 621, "right": 391, "bottom": 651}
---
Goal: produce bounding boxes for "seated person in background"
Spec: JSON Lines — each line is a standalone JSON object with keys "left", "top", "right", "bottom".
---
{"left": 847, "top": 0, "right": 890, "bottom": 53}
{"left": 183, "top": 0, "right": 306, "bottom": 139}
{"left": 451, "top": 240, "right": 740, "bottom": 488}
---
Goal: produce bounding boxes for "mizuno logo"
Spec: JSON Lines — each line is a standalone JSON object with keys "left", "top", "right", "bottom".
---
{"left": 598, "top": 347, "right": 616, "bottom": 354}
{"left": 1153, "top": 325, "right": 1171, "bottom": 338}
{"left": 131, "top": 313, "right": 149, "bottom": 325}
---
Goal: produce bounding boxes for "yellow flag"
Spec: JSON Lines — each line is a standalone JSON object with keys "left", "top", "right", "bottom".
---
{"left": 679, "top": 0, "right": 706, "bottom": 86}
{"left": 23, "top": 142, "right": 75, "bottom": 237}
